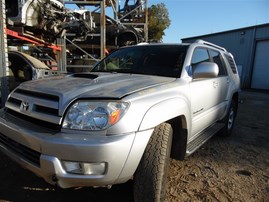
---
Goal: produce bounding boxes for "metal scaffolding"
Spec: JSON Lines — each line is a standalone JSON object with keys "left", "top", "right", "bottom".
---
{"left": 63, "top": 0, "right": 107, "bottom": 72}
{"left": 0, "top": 0, "right": 148, "bottom": 105}
{"left": 63, "top": 0, "right": 148, "bottom": 72}
{"left": 0, "top": 0, "right": 9, "bottom": 107}
{"left": 118, "top": 0, "right": 148, "bottom": 42}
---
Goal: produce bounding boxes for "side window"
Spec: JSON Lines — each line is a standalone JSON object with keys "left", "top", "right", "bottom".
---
{"left": 209, "top": 50, "right": 227, "bottom": 76}
{"left": 191, "top": 48, "right": 210, "bottom": 68}
{"left": 224, "top": 53, "right": 238, "bottom": 74}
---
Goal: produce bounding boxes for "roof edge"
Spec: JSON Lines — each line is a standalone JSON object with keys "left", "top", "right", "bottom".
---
{"left": 181, "top": 23, "right": 269, "bottom": 40}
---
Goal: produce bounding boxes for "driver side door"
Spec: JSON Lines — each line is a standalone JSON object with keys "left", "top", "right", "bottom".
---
{"left": 189, "top": 48, "right": 228, "bottom": 138}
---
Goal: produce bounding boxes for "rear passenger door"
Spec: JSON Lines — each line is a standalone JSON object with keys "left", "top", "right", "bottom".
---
{"left": 189, "top": 48, "right": 229, "bottom": 137}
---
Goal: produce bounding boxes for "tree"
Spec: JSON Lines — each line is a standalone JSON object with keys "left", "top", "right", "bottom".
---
{"left": 148, "top": 3, "right": 171, "bottom": 42}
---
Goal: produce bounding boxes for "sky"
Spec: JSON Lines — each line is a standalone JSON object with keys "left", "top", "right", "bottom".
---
{"left": 147, "top": 0, "right": 269, "bottom": 43}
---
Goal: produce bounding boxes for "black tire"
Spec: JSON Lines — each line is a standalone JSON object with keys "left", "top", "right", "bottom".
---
{"left": 133, "top": 123, "right": 173, "bottom": 202}
{"left": 219, "top": 99, "right": 237, "bottom": 137}
{"left": 118, "top": 34, "right": 137, "bottom": 47}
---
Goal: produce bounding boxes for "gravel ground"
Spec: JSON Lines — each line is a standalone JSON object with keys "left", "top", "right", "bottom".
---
{"left": 165, "top": 90, "right": 269, "bottom": 202}
{"left": 0, "top": 90, "right": 268, "bottom": 202}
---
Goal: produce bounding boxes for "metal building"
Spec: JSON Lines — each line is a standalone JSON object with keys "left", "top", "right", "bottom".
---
{"left": 181, "top": 23, "right": 269, "bottom": 90}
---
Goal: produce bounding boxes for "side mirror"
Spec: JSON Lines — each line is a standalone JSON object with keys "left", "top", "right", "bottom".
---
{"left": 193, "top": 62, "right": 219, "bottom": 79}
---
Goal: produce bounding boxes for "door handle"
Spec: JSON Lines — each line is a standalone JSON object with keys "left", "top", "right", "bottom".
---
{"left": 213, "top": 81, "right": 218, "bottom": 88}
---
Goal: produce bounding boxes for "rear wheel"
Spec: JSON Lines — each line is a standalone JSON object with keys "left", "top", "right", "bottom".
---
{"left": 133, "top": 123, "right": 173, "bottom": 202}
{"left": 219, "top": 99, "right": 237, "bottom": 137}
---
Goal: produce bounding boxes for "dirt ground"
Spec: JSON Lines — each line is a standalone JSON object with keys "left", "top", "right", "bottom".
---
{"left": 0, "top": 90, "right": 268, "bottom": 202}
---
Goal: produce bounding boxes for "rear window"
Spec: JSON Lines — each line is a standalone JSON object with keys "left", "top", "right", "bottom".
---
{"left": 93, "top": 45, "right": 188, "bottom": 78}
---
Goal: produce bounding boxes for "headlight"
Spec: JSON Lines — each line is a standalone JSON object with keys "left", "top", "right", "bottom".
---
{"left": 62, "top": 101, "right": 129, "bottom": 130}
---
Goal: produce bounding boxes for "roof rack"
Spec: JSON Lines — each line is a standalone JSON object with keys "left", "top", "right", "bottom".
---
{"left": 195, "top": 39, "right": 227, "bottom": 52}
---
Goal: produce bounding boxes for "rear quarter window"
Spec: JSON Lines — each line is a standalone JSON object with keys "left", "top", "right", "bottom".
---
{"left": 224, "top": 54, "right": 238, "bottom": 74}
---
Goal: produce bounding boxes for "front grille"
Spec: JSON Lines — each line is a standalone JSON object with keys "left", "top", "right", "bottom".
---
{"left": 7, "top": 109, "right": 61, "bottom": 131}
{"left": 8, "top": 97, "right": 22, "bottom": 107}
{"left": 5, "top": 88, "right": 62, "bottom": 130}
{"left": 14, "top": 89, "right": 59, "bottom": 102}
{"left": 35, "top": 105, "right": 59, "bottom": 116}
{"left": 0, "top": 132, "right": 41, "bottom": 167}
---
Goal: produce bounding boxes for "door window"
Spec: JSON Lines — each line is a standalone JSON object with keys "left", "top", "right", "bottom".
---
{"left": 191, "top": 48, "right": 210, "bottom": 67}
{"left": 209, "top": 50, "right": 227, "bottom": 76}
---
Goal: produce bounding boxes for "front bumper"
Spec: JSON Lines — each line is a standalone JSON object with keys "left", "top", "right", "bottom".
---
{"left": 0, "top": 109, "right": 153, "bottom": 188}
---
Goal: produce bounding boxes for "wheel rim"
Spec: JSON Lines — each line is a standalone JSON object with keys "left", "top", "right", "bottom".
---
{"left": 227, "top": 108, "right": 234, "bottom": 130}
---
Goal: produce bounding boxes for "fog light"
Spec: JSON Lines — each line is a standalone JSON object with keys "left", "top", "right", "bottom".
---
{"left": 62, "top": 161, "right": 106, "bottom": 175}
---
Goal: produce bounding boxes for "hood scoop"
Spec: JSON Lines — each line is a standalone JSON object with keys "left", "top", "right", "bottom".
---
{"left": 71, "top": 73, "right": 99, "bottom": 79}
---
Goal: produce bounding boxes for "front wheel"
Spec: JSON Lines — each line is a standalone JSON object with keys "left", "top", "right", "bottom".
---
{"left": 133, "top": 123, "right": 173, "bottom": 202}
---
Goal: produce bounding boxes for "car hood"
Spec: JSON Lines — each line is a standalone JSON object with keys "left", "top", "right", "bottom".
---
{"left": 18, "top": 72, "right": 175, "bottom": 107}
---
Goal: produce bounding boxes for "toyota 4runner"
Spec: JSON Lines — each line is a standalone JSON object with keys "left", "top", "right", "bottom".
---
{"left": 0, "top": 40, "right": 240, "bottom": 201}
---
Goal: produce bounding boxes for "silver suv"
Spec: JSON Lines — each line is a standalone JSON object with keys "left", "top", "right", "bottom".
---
{"left": 0, "top": 40, "right": 240, "bottom": 201}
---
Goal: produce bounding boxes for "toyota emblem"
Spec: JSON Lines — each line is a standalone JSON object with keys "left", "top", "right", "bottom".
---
{"left": 21, "top": 101, "right": 30, "bottom": 111}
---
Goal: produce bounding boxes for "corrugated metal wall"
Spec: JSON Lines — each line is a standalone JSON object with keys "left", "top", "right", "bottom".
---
{"left": 182, "top": 24, "right": 269, "bottom": 89}
{"left": 251, "top": 40, "right": 269, "bottom": 89}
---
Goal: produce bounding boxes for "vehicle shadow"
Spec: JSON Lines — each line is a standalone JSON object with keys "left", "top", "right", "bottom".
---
{"left": 0, "top": 153, "right": 134, "bottom": 202}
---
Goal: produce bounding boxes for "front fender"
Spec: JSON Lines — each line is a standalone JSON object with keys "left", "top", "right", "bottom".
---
{"left": 139, "top": 97, "right": 191, "bottom": 131}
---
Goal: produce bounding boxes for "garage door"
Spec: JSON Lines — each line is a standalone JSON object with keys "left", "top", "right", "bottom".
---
{"left": 251, "top": 40, "right": 269, "bottom": 89}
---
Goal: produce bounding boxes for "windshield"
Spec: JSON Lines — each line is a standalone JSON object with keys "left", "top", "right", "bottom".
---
{"left": 92, "top": 45, "right": 188, "bottom": 78}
